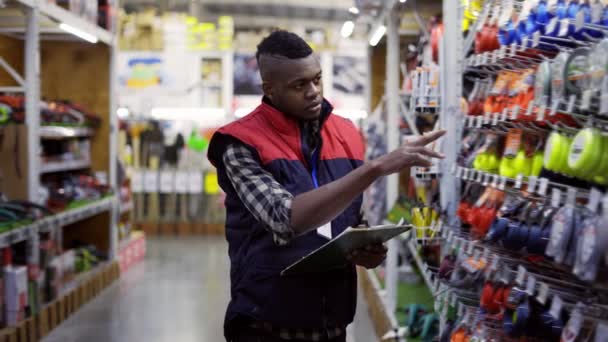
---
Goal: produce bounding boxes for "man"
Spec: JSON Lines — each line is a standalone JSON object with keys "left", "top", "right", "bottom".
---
{"left": 208, "top": 30, "right": 445, "bottom": 342}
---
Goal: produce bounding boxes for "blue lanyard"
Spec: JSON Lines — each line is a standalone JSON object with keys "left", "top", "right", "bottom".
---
{"left": 311, "top": 148, "right": 319, "bottom": 189}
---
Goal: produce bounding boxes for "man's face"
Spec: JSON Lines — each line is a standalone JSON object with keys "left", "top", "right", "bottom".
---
{"left": 260, "top": 54, "right": 323, "bottom": 121}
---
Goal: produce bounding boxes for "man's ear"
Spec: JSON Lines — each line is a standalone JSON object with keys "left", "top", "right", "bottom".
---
{"left": 262, "top": 81, "right": 273, "bottom": 100}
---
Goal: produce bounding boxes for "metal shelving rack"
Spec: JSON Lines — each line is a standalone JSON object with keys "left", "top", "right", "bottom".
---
{"left": 0, "top": 0, "right": 120, "bottom": 286}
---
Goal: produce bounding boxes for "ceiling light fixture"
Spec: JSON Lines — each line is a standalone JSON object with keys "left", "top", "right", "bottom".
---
{"left": 399, "top": 0, "right": 407, "bottom": 3}
{"left": 116, "top": 107, "right": 130, "bottom": 119}
{"left": 348, "top": 7, "right": 359, "bottom": 15}
{"left": 59, "top": 23, "right": 98, "bottom": 43}
{"left": 369, "top": 25, "right": 386, "bottom": 46}
{"left": 341, "top": 20, "right": 355, "bottom": 38}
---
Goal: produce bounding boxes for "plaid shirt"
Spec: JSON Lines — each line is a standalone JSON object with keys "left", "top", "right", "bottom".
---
{"left": 222, "top": 121, "right": 345, "bottom": 341}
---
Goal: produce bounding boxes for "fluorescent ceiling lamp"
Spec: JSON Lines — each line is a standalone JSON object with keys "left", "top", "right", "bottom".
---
{"left": 116, "top": 107, "right": 129, "bottom": 119}
{"left": 59, "top": 23, "right": 98, "bottom": 43}
{"left": 348, "top": 7, "right": 359, "bottom": 15}
{"left": 400, "top": 0, "right": 407, "bottom": 3}
{"left": 234, "top": 108, "right": 255, "bottom": 118}
{"left": 333, "top": 109, "right": 368, "bottom": 120}
{"left": 341, "top": 21, "right": 355, "bottom": 38}
{"left": 369, "top": 25, "right": 386, "bottom": 46}
{"left": 150, "top": 107, "right": 226, "bottom": 125}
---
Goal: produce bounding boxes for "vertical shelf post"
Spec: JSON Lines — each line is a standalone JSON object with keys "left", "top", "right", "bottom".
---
{"left": 440, "top": 1, "right": 464, "bottom": 226}
{"left": 25, "top": 5, "right": 40, "bottom": 203}
{"left": 109, "top": 39, "right": 119, "bottom": 259}
{"left": 384, "top": 4, "right": 400, "bottom": 316}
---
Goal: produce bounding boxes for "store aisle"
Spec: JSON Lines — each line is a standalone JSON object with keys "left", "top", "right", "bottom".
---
{"left": 43, "top": 237, "right": 376, "bottom": 342}
{"left": 43, "top": 237, "right": 231, "bottom": 342}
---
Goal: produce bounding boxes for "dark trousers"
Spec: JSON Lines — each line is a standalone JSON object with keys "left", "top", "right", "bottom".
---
{"left": 230, "top": 327, "right": 347, "bottom": 342}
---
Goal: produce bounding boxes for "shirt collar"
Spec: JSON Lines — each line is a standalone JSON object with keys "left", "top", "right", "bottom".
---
{"left": 261, "top": 96, "right": 333, "bottom": 128}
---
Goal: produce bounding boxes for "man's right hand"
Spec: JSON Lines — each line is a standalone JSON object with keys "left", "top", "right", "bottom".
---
{"left": 372, "top": 130, "right": 446, "bottom": 176}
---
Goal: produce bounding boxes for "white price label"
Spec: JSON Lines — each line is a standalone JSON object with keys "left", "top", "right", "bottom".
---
{"left": 526, "top": 101, "right": 534, "bottom": 116}
{"left": 521, "top": 36, "right": 529, "bottom": 49}
{"left": 550, "top": 100, "right": 559, "bottom": 116}
{"left": 550, "top": 295, "right": 563, "bottom": 319}
{"left": 499, "top": 45, "right": 506, "bottom": 59}
{"left": 484, "top": 112, "right": 491, "bottom": 125}
{"left": 538, "top": 178, "right": 549, "bottom": 197}
{"left": 510, "top": 44, "right": 517, "bottom": 57}
{"left": 515, "top": 174, "right": 523, "bottom": 189}
{"left": 510, "top": 106, "right": 518, "bottom": 120}
{"left": 144, "top": 171, "right": 158, "bottom": 193}
{"left": 476, "top": 171, "right": 484, "bottom": 183}
{"left": 537, "top": 105, "right": 546, "bottom": 121}
{"left": 538, "top": 282, "right": 549, "bottom": 305}
{"left": 188, "top": 171, "right": 204, "bottom": 194}
{"left": 551, "top": 188, "right": 562, "bottom": 207}
{"left": 175, "top": 172, "right": 189, "bottom": 193}
{"left": 473, "top": 249, "right": 481, "bottom": 261}
{"left": 516, "top": 265, "right": 527, "bottom": 286}
{"left": 528, "top": 176, "right": 538, "bottom": 194}
{"left": 448, "top": 230, "right": 454, "bottom": 243}
{"left": 476, "top": 115, "right": 483, "bottom": 128}
{"left": 499, "top": 176, "right": 507, "bottom": 191}
{"left": 587, "top": 188, "right": 602, "bottom": 213}
{"left": 482, "top": 52, "right": 489, "bottom": 65}
{"left": 526, "top": 275, "right": 536, "bottom": 295}
{"left": 532, "top": 31, "right": 541, "bottom": 47}
{"left": 559, "top": 19, "right": 570, "bottom": 37}
{"left": 575, "top": 10, "right": 585, "bottom": 31}
{"left": 159, "top": 170, "right": 175, "bottom": 194}
{"left": 490, "top": 255, "right": 499, "bottom": 271}
{"left": 567, "top": 94, "right": 576, "bottom": 113}
{"left": 131, "top": 170, "right": 143, "bottom": 193}
{"left": 492, "top": 113, "right": 500, "bottom": 126}
{"left": 491, "top": 175, "right": 498, "bottom": 188}
{"left": 546, "top": 17, "right": 558, "bottom": 35}
{"left": 581, "top": 89, "right": 592, "bottom": 110}
{"left": 467, "top": 240, "right": 475, "bottom": 255}
{"left": 482, "top": 173, "right": 490, "bottom": 186}
{"left": 491, "top": 51, "right": 498, "bottom": 64}
{"left": 567, "top": 187, "right": 577, "bottom": 206}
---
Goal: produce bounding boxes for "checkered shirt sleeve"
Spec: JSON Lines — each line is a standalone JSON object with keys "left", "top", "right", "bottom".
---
{"left": 223, "top": 143, "right": 295, "bottom": 246}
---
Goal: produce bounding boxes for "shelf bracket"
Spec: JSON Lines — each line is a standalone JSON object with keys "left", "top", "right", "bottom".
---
{"left": 0, "top": 57, "right": 25, "bottom": 88}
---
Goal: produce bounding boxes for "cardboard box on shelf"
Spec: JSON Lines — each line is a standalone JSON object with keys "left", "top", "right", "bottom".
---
{"left": 4, "top": 266, "right": 28, "bottom": 326}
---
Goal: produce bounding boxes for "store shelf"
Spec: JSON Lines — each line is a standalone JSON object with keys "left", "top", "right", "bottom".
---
{"left": 34, "top": 197, "right": 114, "bottom": 236}
{"left": 406, "top": 237, "right": 437, "bottom": 296}
{"left": 40, "top": 158, "right": 91, "bottom": 174}
{"left": 40, "top": 126, "right": 93, "bottom": 139}
{"left": 1, "top": 0, "right": 114, "bottom": 45}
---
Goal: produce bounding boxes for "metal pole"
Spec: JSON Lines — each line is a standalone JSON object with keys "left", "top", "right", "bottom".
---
{"left": 25, "top": 6, "right": 40, "bottom": 203}
{"left": 384, "top": 4, "right": 400, "bottom": 316}
{"left": 109, "top": 36, "right": 119, "bottom": 259}
{"left": 441, "top": 0, "right": 464, "bottom": 232}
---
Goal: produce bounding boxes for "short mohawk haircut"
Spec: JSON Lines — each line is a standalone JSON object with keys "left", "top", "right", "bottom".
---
{"left": 256, "top": 30, "right": 313, "bottom": 62}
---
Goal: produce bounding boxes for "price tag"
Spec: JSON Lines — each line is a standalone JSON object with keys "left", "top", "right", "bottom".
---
{"left": 515, "top": 174, "right": 523, "bottom": 189}
{"left": 526, "top": 274, "right": 537, "bottom": 295}
{"left": 538, "top": 282, "right": 549, "bottom": 305}
{"left": 538, "top": 178, "right": 549, "bottom": 197}
{"left": 490, "top": 255, "right": 499, "bottom": 271}
{"left": 484, "top": 112, "right": 491, "bottom": 125}
{"left": 188, "top": 171, "right": 204, "bottom": 194}
{"left": 559, "top": 19, "right": 570, "bottom": 37}
{"left": 549, "top": 100, "right": 559, "bottom": 116}
{"left": 509, "top": 43, "right": 517, "bottom": 57}
{"left": 499, "top": 45, "right": 506, "bottom": 59}
{"left": 521, "top": 36, "right": 529, "bottom": 49}
{"left": 528, "top": 176, "right": 538, "bottom": 194}
{"left": 482, "top": 52, "right": 489, "bottom": 65}
{"left": 532, "top": 31, "right": 541, "bottom": 47}
{"left": 492, "top": 113, "right": 500, "bottom": 126}
{"left": 567, "top": 94, "right": 576, "bottom": 113}
{"left": 600, "top": 93, "right": 608, "bottom": 115}
{"left": 131, "top": 170, "right": 143, "bottom": 193}
{"left": 476, "top": 115, "right": 483, "bottom": 128}
{"left": 475, "top": 54, "right": 482, "bottom": 66}
{"left": 473, "top": 249, "right": 481, "bottom": 261}
{"left": 587, "top": 188, "right": 602, "bottom": 213}
{"left": 566, "top": 187, "right": 577, "bottom": 206}
{"left": 499, "top": 176, "right": 507, "bottom": 191}
{"left": 550, "top": 295, "right": 563, "bottom": 319}
{"left": 448, "top": 230, "right": 455, "bottom": 244}
{"left": 467, "top": 240, "right": 475, "bottom": 255}
{"left": 175, "top": 171, "right": 189, "bottom": 193}
{"left": 159, "top": 170, "right": 175, "bottom": 194}
{"left": 581, "top": 89, "right": 592, "bottom": 110}
{"left": 575, "top": 10, "right": 585, "bottom": 31}
{"left": 491, "top": 51, "right": 498, "bottom": 64}
{"left": 551, "top": 188, "right": 562, "bottom": 207}
{"left": 143, "top": 170, "right": 158, "bottom": 193}
{"left": 537, "top": 105, "right": 546, "bottom": 121}
{"left": 490, "top": 175, "right": 497, "bottom": 188}
{"left": 510, "top": 106, "right": 519, "bottom": 120}
{"left": 592, "top": 2, "right": 603, "bottom": 23}
{"left": 482, "top": 248, "right": 490, "bottom": 262}
{"left": 516, "top": 265, "right": 527, "bottom": 286}
{"left": 476, "top": 170, "right": 484, "bottom": 183}
{"left": 482, "top": 173, "right": 490, "bottom": 186}
{"left": 546, "top": 17, "right": 558, "bottom": 35}
{"left": 526, "top": 101, "right": 534, "bottom": 116}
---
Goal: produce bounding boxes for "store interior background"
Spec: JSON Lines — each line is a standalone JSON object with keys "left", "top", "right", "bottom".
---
{"left": 9, "top": 0, "right": 608, "bottom": 341}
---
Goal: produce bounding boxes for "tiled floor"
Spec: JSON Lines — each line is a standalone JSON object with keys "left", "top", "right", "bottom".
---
{"left": 43, "top": 237, "right": 377, "bottom": 342}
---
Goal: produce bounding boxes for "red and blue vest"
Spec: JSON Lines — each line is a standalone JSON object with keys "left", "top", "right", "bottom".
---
{"left": 208, "top": 99, "right": 365, "bottom": 336}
